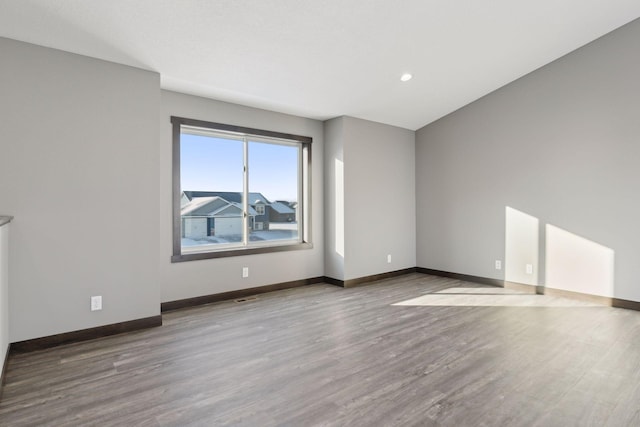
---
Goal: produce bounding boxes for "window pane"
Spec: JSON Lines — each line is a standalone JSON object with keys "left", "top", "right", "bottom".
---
{"left": 172, "top": 116, "right": 311, "bottom": 261}
{"left": 248, "top": 140, "right": 300, "bottom": 244}
{"left": 180, "top": 132, "right": 244, "bottom": 251}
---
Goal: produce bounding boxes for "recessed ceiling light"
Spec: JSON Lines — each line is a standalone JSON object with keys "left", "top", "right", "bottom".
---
{"left": 400, "top": 73, "right": 413, "bottom": 82}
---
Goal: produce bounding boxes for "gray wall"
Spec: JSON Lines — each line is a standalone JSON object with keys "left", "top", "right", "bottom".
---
{"left": 160, "top": 91, "right": 324, "bottom": 303}
{"left": 0, "top": 222, "right": 9, "bottom": 364}
{"left": 325, "top": 116, "right": 416, "bottom": 281}
{"left": 0, "top": 38, "right": 161, "bottom": 341}
{"left": 323, "top": 117, "right": 345, "bottom": 280}
{"left": 6, "top": 15, "right": 638, "bottom": 344}
{"left": 416, "top": 18, "right": 640, "bottom": 301}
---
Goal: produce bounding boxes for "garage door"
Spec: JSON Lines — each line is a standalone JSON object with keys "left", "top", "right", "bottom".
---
{"left": 216, "top": 217, "right": 242, "bottom": 237}
{"left": 183, "top": 217, "right": 207, "bottom": 239}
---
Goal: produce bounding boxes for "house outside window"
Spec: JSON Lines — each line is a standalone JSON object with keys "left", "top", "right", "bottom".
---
{"left": 171, "top": 116, "right": 312, "bottom": 261}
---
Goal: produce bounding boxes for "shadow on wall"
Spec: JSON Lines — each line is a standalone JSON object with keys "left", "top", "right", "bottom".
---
{"left": 505, "top": 206, "right": 615, "bottom": 298}
{"left": 335, "top": 158, "right": 344, "bottom": 257}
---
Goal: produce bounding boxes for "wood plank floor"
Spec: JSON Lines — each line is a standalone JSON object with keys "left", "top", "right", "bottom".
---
{"left": 2, "top": 273, "right": 640, "bottom": 426}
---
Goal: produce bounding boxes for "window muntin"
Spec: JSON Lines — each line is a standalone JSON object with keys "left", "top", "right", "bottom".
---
{"left": 171, "top": 117, "right": 312, "bottom": 261}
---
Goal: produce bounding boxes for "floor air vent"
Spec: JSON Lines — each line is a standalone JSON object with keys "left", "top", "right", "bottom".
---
{"left": 234, "top": 296, "right": 258, "bottom": 303}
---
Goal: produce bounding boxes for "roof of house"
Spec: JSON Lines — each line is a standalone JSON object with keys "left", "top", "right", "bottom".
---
{"left": 181, "top": 197, "right": 227, "bottom": 216}
{"left": 270, "top": 201, "right": 295, "bottom": 214}
{"left": 183, "top": 191, "right": 270, "bottom": 205}
{"left": 181, "top": 196, "right": 258, "bottom": 217}
{"left": 210, "top": 203, "right": 253, "bottom": 218}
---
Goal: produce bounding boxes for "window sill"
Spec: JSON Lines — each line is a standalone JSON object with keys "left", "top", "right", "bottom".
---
{"left": 171, "top": 242, "right": 313, "bottom": 262}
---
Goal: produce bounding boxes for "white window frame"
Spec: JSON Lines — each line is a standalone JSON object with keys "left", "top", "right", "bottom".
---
{"left": 171, "top": 116, "right": 312, "bottom": 262}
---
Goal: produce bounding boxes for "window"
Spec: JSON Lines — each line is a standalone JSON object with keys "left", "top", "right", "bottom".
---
{"left": 171, "top": 116, "right": 312, "bottom": 261}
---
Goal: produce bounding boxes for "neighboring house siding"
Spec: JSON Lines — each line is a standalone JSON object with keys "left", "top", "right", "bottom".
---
{"left": 270, "top": 213, "right": 294, "bottom": 222}
{"left": 207, "top": 218, "right": 214, "bottom": 236}
{"left": 254, "top": 208, "right": 269, "bottom": 230}
{"left": 180, "top": 193, "right": 191, "bottom": 208}
{"left": 269, "top": 202, "right": 296, "bottom": 223}
{"left": 182, "top": 191, "right": 289, "bottom": 233}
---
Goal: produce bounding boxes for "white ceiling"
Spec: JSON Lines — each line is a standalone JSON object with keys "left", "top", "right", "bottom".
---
{"left": 1, "top": 1, "right": 639, "bottom": 130}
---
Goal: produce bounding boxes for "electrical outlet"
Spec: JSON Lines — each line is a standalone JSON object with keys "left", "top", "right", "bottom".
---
{"left": 387, "top": 254, "right": 392, "bottom": 263}
{"left": 495, "top": 260, "right": 502, "bottom": 270}
{"left": 242, "top": 267, "right": 249, "bottom": 278}
{"left": 91, "top": 295, "right": 102, "bottom": 311}
{"left": 526, "top": 264, "right": 533, "bottom": 275}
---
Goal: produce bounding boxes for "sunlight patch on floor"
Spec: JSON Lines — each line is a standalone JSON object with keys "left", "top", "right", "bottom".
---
{"left": 392, "top": 287, "right": 599, "bottom": 307}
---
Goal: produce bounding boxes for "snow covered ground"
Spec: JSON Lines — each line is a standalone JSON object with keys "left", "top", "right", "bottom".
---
{"left": 269, "top": 223, "right": 297, "bottom": 231}
{"left": 182, "top": 222, "right": 298, "bottom": 246}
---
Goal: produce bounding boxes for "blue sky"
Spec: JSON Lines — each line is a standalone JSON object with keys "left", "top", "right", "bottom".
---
{"left": 181, "top": 134, "right": 298, "bottom": 201}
